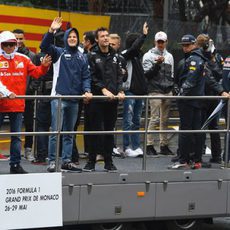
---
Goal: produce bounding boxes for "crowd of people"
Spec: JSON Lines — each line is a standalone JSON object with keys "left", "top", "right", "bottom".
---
{"left": 0, "top": 16, "right": 229, "bottom": 174}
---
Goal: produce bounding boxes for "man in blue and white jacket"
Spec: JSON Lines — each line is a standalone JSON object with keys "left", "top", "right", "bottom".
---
{"left": 40, "top": 17, "right": 92, "bottom": 172}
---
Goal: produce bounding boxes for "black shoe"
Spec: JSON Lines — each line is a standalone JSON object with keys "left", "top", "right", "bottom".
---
{"left": 104, "top": 162, "right": 117, "bottom": 171}
{"left": 209, "top": 157, "right": 221, "bottom": 164}
{"left": 61, "top": 162, "right": 82, "bottom": 172}
{"left": 160, "top": 145, "right": 174, "bottom": 155}
{"left": 146, "top": 145, "right": 157, "bottom": 156}
{"left": 83, "top": 161, "right": 95, "bottom": 172}
{"left": 31, "top": 158, "right": 47, "bottom": 165}
{"left": 10, "top": 164, "right": 28, "bottom": 174}
{"left": 71, "top": 156, "right": 79, "bottom": 164}
{"left": 171, "top": 155, "right": 180, "bottom": 162}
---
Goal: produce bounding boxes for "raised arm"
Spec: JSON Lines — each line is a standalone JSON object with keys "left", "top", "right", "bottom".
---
{"left": 40, "top": 17, "right": 63, "bottom": 61}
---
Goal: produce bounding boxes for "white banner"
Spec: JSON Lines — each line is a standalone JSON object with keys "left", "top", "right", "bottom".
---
{"left": 0, "top": 173, "right": 62, "bottom": 230}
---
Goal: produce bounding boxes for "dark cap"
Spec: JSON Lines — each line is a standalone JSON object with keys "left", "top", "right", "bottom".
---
{"left": 179, "top": 34, "right": 196, "bottom": 45}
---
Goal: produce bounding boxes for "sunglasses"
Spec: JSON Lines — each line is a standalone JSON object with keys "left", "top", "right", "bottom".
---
{"left": 2, "top": 42, "right": 16, "bottom": 47}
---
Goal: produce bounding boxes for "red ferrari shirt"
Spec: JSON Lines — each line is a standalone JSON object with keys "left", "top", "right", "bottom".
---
{"left": 0, "top": 53, "right": 48, "bottom": 112}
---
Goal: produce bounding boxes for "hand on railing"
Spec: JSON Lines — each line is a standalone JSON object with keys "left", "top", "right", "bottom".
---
{"left": 102, "top": 88, "right": 115, "bottom": 100}
{"left": 117, "top": 91, "right": 125, "bottom": 101}
{"left": 83, "top": 92, "right": 93, "bottom": 104}
{"left": 0, "top": 92, "right": 16, "bottom": 98}
{"left": 8, "top": 92, "right": 16, "bottom": 98}
{"left": 221, "top": 91, "right": 230, "bottom": 97}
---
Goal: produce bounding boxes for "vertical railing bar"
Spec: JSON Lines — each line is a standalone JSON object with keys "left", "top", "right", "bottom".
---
{"left": 55, "top": 98, "right": 62, "bottom": 172}
{"left": 224, "top": 98, "right": 230, "bottom": 168}
{"left": 142, "top": 97, "right": 149, "bottom": 171}
{"left": 32, "top": 91, "right": 38, "bottom": 158}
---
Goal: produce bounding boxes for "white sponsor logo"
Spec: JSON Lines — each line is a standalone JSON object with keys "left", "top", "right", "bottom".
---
{"left": 113, "top": 56, "right": 117, "bottom": 63}
{"left": 95, "top": 58, "right": 101, "bottom": 63}
{"left": 16, "top": 62, "right": 24, "bottom": 68}
{"left": 0, "top": 72, "right": 23, "bottom": 77}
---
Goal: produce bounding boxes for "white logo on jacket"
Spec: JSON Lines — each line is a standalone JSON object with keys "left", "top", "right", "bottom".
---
{"left": 113, "top": 56, "right": 118, "bottom": 64}
{"left": 95, "top": 58, "right": 101, "bottom": 63}
{"left": 16, "top": 62, "right": 24, "bottom": 68}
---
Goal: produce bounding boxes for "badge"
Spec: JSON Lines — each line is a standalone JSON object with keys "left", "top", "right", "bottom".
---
{"left": 190, "top": 61, "right": 196, "bottom": 66}
{"left": 113, "top": 56, "right": 117, "bottom": 63}
{"left": 16, "top": 62, "right": 24, "bottom": 68}
{"left": 64, "top": 54, "right": 71, "bottom": 60}
{"left": 95, "top": 58, "right": 101, "bottom": 63}
{"left": 0, "top": 61, "right": 9, "bottom": 68}
{"left": 189, "top": 66, "right": 196, "bottom": 71}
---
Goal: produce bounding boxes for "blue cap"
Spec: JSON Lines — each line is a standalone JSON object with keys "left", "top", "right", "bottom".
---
{"left": 179, "top": 34, "right": 196, "bottom": 44}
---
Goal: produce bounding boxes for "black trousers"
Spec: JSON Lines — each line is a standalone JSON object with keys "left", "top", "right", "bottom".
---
{"left": 72, "top": 100, "right": 83, "bottom": 161}
{"left": 36, "top": 100, "right": 51, "bottom": 160}
{"left": 178, "top": 102, "right": 203, "bottom": 163}
{"left": 83, "top": 103, "right": 91, "bottom": 153}
{"left": 24, "top": 99, "right": 34, "bottom": 149}
{"left": 223, "top": 105, "right": 230, "bottom": 162}
{"left": 201, "top": 100, "right": 221, "bottom": 159}
{"left": 88, "top": 101, "right": 118, "bottom": 163}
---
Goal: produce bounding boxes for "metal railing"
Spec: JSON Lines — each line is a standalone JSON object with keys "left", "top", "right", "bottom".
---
{"left": 0, "top": 95, "right": 229, "bottom": 171}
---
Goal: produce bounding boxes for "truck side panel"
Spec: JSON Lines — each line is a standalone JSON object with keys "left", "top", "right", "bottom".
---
{"left": 78, "top": 184, "right": 156, "bottom": 222}
{"left": 155, "top": 181, "right": 228, "bottom": 218}
{"left": 62, "top": 186, "right": 80, "bottom": 223}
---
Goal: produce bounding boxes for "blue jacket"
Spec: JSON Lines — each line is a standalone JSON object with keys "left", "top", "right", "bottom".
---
{"left": 40, "top": 28, "right": 91, "bottom": 96}
{"left": 178, "top": 48, "right": 206, "bottom": 107}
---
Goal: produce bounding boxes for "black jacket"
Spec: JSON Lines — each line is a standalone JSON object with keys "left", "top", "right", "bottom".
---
{"left": 121, "top": 34, "right": 147, "bottom": 95}
{"left": 204, "top": 60, "right": 224, "bottom": 96}
{"left": 88, "top": 45, "right": 123, "bottom": 96}
{"left": 222, "top": 55, "right": 230, "bottom": 92}
{"left": 17, "top": 46, "right": 36, "bottom": 93}
{"left": 33, "top": 52, "right": 54, "bottom": 95}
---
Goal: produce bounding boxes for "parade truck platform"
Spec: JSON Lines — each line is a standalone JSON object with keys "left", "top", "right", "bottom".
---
{"left": 0, "top": 95, "right": 230, "bottom": 230}
{"left": 0, "top": 135, "right": 230, "bottom": 230}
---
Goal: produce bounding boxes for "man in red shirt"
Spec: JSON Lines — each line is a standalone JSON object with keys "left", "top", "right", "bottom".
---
{"left": 0, "top": 31, "right": 51, "bottom": 174}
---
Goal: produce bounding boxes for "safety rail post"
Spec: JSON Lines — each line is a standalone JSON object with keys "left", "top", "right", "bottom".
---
{"left": 32, "top": 91, "right": 38, "bottom": 158}
{"left": 55, "top": 97, "right": 62, "bottom": 172}
{"left": 224, "top": 98, "right": 230, "bottom": 168}
{"left": 142, "top": 97, "right": 149, "bottom": 170}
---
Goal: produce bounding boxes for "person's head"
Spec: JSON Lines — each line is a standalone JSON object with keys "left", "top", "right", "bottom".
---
{"left": 196, "top": 34, "right": 210, "bottom": 50}
{"left": 109, "top": 34, "right": 121, "bottom": 51}
{"left": 13, "top": 29, "right": 25, "bottom": 48}
{"left": 179, "top": 34, "right": 197, "bottom": 53}
{"left": 64, "top": 28, "right": 79, "bottom": 49}
{"left": 0, "top": 31, "right": 17, "bottom": 54}
{"left": 125, "top": 33, "right": 140, "bottom": 49}
{"left": 68, "top": 30, "right": 78, "bottom": 47}
{"left": 154, "top": 31, "right": 167, "bottom": 51}
{"left": 196, "top": 33, "right": 215, "bottom": 53}
{"left": 82, "top": 31, "right": 95, "bottom": 51}
{"left": 95, "top": 27, "right": 109, "bottom": 49}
